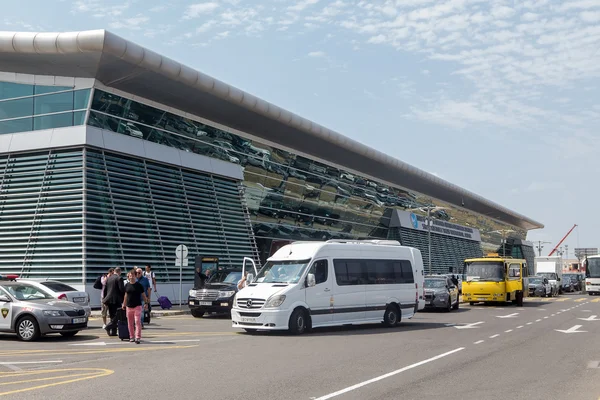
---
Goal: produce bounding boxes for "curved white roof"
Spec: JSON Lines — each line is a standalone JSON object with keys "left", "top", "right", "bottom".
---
{"left": 0, "top": 30, "right": 543, "bottom": 230}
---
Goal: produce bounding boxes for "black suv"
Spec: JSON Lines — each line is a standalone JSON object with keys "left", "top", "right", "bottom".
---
{"left": 188, "top": 269, "right": 243, "bottom": 318}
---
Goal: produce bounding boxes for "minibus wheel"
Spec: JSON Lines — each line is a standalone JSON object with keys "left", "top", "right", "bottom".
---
{"left": 289, "top": 308, "right": 308, "bottom": 335}
{"left": 383, "top": 305, "right": 400, "bottom": 327}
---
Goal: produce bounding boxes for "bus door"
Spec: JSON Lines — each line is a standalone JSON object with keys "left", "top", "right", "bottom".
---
{"left": 506, "top": 262, "right": 523, "bottom": 299}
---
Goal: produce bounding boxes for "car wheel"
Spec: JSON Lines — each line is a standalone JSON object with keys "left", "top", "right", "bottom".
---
{"left": 191, "top": 309, "right": 205, "bottom": 318}
{"left": 16, "top": 316, "right": 41, "bottom": 342}
{"left": 452, "top": 298, "right": 459, "bottom": 310}
{"left": 288, "top": 308, "right": 308, "bottom": 335}
{"left": 383, "top": 305, "right": 400, "bottom": 327}
{"left": 60, "top": 331, "right": 79, "bottom": 338}
{"left": 243, "top": 328, "right": 257, "bottom": 333}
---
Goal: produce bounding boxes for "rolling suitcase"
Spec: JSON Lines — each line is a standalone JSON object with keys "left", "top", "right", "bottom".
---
{"left": 117, "top": 308, "right": 130, "bottom": 341}
{"left": 143, "top": 306, "right": 151, "bottom": 324}
{"left": 156, "top": 293, "right": 172, "bottom": 310}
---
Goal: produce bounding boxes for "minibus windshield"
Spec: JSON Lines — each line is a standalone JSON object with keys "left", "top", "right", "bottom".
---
{"left": 255, "top": 259, "right": 311, "bottom": 284}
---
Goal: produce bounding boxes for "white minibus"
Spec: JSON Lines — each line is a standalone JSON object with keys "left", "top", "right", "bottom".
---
{"left": 231, "top": 240, "right": 425, "bottom": 334}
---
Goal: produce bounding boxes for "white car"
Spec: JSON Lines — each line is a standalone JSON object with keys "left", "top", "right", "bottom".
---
{"left": 16, "top": 279, "right": 91, "bottom": 316}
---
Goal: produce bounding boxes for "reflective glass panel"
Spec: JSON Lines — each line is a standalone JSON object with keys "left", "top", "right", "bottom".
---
{"left": 0, "top": 81, "right": 34, "bottom": 100}
{"left": 74, "top": 89, "right": 91, "bottom": 110}
{"left": 33, "top": 113, "right": 74, "bottom": 130}
{"left": 34, "top": 91, "right": 74, "bottom": 115}
{"left": 34, "top": 85, "right": 73, "bottom": 95}
{"left": 0, "top": 97, "right": 33, "bottom": 120}
{"left": 0, "top": 117, "right": 33, "bottom": 134}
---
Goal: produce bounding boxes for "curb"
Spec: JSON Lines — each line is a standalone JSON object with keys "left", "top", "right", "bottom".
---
{"left": 90, "top": 309, "right": 191, "bottom": 318}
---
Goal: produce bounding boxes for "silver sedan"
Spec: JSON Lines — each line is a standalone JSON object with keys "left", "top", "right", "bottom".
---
{"left": 0, "top": 279, "right": 88, "bottom": 341}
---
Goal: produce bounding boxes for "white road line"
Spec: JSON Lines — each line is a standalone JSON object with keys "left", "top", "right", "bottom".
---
{"left": 527, "top": 322, "right": 533, "bottom": 325}
{"left": 312, "top": 348, "right": 465, "bottom": 400}
{"left": 516, "top": 326, "right": 523, "bottom": 329}
{"left": 0, "top": 361, "right": 63, "bottom": 365}
{"left": 505, "top": 329, "right": 513, "bottom": 333}
{"left": 489, "top": 334, "right": 500, "bottom": 339}
{"left": 474, "top": 340, "right": 484, "bottom": 344}
{"left": 551, "top": 314, "right": 555, "bottom": 316}
{"left": 536, "top": 319, "right": 542, "bottom": 322}
{"left": 544, "top": 316, "right": 549, "bottom": 319}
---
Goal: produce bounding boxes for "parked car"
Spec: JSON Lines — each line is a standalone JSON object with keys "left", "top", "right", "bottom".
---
{"left": 561, "top": 277, "right": 576, "bottom": 293}
{"left": 16, "top": 279, "right": 91, "bottom": 316}
{"left": 424, "top": 275, "right": 460, "bottom": 311}
{"left": 528, "top": 276, "right": 552, "bottom": 297}
{"left": 0, "top": 275, "right": 88, "bottom": 341}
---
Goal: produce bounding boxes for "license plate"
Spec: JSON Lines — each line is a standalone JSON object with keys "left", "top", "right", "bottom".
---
{"left": 478, "top": 297, "right": 487, "bottom": 300}
{"left": 198, "top": 301, "right": 212, "bottom": 306}
{"left": 72, "top": 317, "right": 86, "bottom": 324}
{"left": 240, "top": 317, "right": 256, "bottom": 323}
{"left": 426, "top": 300, "right": 432, "bottom": 305}
{"left": 73, "top": 297, "right": 86, "bottom": 303}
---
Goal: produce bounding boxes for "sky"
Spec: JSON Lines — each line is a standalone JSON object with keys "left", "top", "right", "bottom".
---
{"left": 2, "top": 0, "right": 599, "bottom": 258}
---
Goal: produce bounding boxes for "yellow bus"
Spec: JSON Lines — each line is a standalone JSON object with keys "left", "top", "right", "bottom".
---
{"left": 462, "top": 253, "right": 528, "bottom": 306}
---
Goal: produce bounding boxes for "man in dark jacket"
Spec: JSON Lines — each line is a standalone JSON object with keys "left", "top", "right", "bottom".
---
{"left": 103, "top": 267, "right": 125, "bottom": 336}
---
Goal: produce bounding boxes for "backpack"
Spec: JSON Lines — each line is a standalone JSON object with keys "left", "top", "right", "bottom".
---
{"left": 93, "top": 275, "right": 103, "bottom": 290}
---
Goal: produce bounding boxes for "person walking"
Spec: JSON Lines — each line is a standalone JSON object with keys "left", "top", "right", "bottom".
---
{"left": 103, "top": 267, "right": 124, "bottom": 337}
{"left": 136, "top": 267, "right": 151, "bottom": 328}
{"left": 123, "top": 269, "right": 149, "bottom": 344}
{"left": 100, "top": 268, "right": 114, "bottom": 329}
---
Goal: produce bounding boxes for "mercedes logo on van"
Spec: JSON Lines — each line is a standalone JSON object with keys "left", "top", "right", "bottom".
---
{"left": 246, "top": 299, "right": 253, "bottom": 308}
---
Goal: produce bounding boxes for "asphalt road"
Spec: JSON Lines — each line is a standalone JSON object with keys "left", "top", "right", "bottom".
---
{"left": 0, "top": 294, "right": 599, "bottom": 400}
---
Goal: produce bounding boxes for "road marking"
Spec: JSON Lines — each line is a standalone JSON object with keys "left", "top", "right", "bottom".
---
{"left": 445, "top": 321, "right": 484, "bottom": 330}
{"left": 575, "top": 298, "right": 587, "bottom": 302}
{"left": 536, "top": 319, "right": 542, "bottom": 322}
{"left": 555, "top": 325, "right": 587, "bottom": 334}
{"left": 551, "top": 314, "right": 555, "bottom": 316}
{"left": 588, "top": 361, "right": 600, "bottom": 369}
{"left": 505, "top": 329, "right": 513, "bottom": 333}
{"left": 578, "top": 315, "right": 600, "bottom": 322}
{"left": 516, "top": 325, "right": 523, "bottom": 329}
{"left": 0, "top": 368, "right": 113, "bottom": 396}
{"left": 0, "top": 344, "right": 199, "bottom": 357}
{"left": 544, "top": 316, "right": 549, "bottom": 319}
{"left": 474, "top": 340, "right": 484, "bottom": 344}
{"left": 591, "top": 298, "right": 600, "bottom": 303}
{"left": 556, "top": 298, "right": 569, "bottom": 302}
{"left": 527, "top": 322, "right": 533, "bottom": 325}
{"left": 311, "top": 348, "right": 465, "bottom": 400}
{"left": 489, "top": 334, "right": 500, "bottom": 339}
{"left": 496, "top": 313, "right": 519, "bottom": 319}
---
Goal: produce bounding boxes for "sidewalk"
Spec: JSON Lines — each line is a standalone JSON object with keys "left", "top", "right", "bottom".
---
{"left": 90, "top": 308, "right": 191, "bottom": 318}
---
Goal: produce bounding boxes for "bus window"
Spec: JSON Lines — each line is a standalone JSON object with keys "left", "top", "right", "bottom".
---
{"left": 508, "top": 263, "right": 521, "bottom": 280}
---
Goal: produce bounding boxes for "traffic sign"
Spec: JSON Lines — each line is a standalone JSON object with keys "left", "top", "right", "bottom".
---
{"left": 175, "top": 258, "right": 189, "bottom": 267}
{"left": 175, "top": 244, "right": 188, "bottom": 259}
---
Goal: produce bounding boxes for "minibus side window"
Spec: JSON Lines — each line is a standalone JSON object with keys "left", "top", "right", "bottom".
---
{"left": 309, "top": 260, "right": 329, "bottom": 285}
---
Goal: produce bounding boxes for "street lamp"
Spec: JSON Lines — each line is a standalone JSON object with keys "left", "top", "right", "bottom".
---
{"left": 535, "top": 240, "right": 552, "bottom": 256}
{"left": 492, "top": 229, "right": 515, "bottom": 257}
{"left": 409, "top": 205, "right": 447, "bottom": 275}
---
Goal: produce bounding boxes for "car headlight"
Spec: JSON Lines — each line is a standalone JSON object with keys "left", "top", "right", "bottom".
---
{"left": 264, "top": 295, "right": 286, "bottom": 308}
{"left": 43, "top": 310, "right": 65, "bottom": 317}
{"left": 218, "top": 291, "right": 235, "bottom": 298}
{"left": 189, "top": 290, "right": 197, "bottom": 297}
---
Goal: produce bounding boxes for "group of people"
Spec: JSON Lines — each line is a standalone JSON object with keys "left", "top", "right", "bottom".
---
{"left": 98, "top": 265, "right": 157, "bottom": 344}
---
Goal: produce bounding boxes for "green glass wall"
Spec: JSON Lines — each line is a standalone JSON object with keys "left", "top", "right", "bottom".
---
{"left": 0, "top": 81, "right": 90, "bottom": 134}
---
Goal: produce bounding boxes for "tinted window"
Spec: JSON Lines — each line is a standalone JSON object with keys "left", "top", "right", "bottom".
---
{"left": 0, "top": 97, "right": 33, "bottom": 119}
{"left": 41, "top": 281, "right": 77, "bottom": 292}
{"left": 308, "top": 259, "right": 328, "bottom": 285}
{"left": 34, "top": 92, "right": 74, "bottom": 115}
{"left": 334, "top": 259, "right": 414, "bottom": 285}
{"left": 34, "top": 113, "right": 74, "bottom": 130}
{"left": 0, "top": 117, "right": 33, "bottom": 134}
{"left": 334, "top": 260, "right": 365, "bottom": 285}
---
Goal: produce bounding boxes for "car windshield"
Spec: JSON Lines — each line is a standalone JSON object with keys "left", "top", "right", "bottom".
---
{"left": 223, "top": 272, "right": 242, "bottom": 283}
{"left": 2, "top": 283, "right": 54, "bottom": 300}
{"left": 529, "top": 277, "right": 542, "bottom": 284}
{"left": 255, "top": 259, "right": 311, "bottom": 284}
{"left": 537, "top": 273, "right": 554, "bottom": 279}
{"left": 465, "top": 262, "right": 504, "bottom": 282}
{"left": 424, "top": 279, "right": 446, "bottom": 288}
{"left": 587, "top": 258, "right": 600, "bottom": 278}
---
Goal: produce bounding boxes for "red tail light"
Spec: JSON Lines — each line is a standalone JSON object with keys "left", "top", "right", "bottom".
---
{"left": 58, "top": 294, "right": 67, "bottom": 300}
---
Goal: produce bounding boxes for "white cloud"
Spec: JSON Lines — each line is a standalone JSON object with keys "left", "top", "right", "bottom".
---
{"left": 183, "top": 2, "right": 219, "bottom": 19}
{"left": 308, "top": 51, "right": 326, "bottom": 57}
{"left": 289, "top": 0, "right": 319, "bottom": 12}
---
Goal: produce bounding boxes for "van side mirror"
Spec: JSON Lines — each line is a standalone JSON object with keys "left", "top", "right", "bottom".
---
{"left": 0, "top": 294, "right": 10, "bottom": 302}
{"left": 307, "top": 273, "right": 316, "bottom": 287}
{"left": 246, "top": 273, "right": 254, "bottom": 284}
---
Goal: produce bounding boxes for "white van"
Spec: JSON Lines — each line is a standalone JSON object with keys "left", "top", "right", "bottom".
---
{"left": 231, "top": 240, "right": 425, "bottom": 334}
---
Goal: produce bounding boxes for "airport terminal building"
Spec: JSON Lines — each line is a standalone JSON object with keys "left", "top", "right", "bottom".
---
{"left": 0, "top": 30, "right": 543, "bottom": 301}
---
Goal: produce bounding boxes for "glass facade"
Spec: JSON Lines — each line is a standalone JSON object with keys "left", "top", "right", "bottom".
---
{"left": 0, "top": 81, "right": 90, "bottom": 134}
{"left": 87, "top": 88, "right": 527, "bottom": 264}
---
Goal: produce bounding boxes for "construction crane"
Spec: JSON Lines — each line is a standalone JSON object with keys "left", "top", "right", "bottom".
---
{"left": 548, "top": 224, "right": 577, "bottom": 256}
